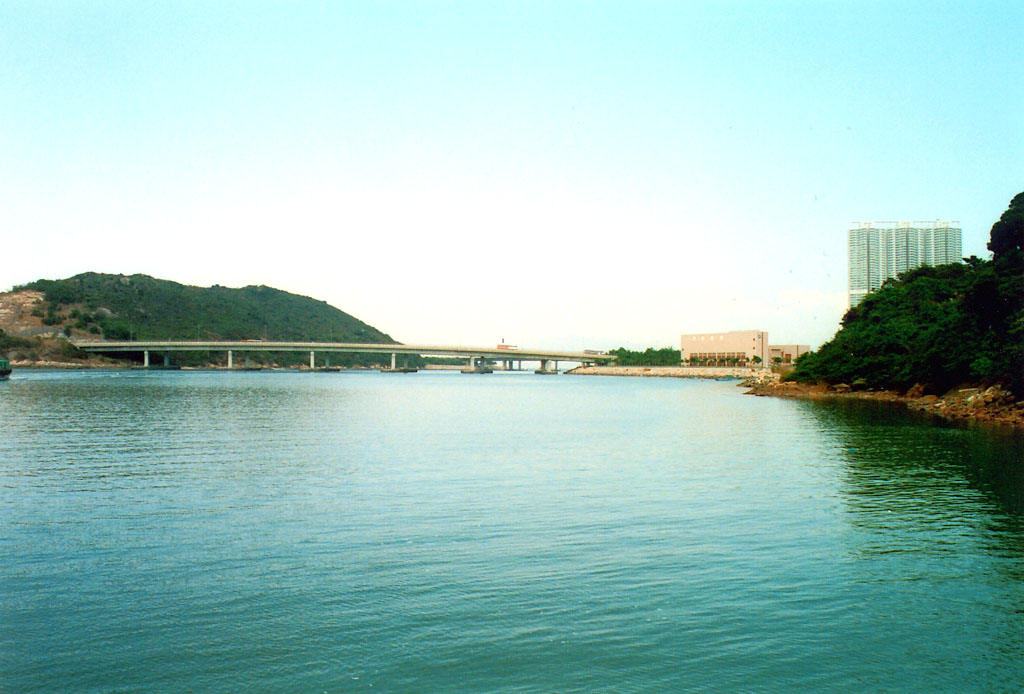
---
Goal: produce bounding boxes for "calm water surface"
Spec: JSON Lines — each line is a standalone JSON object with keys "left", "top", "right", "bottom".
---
{"left": 2, "top": 370, "right": 1023, "bottom": 692}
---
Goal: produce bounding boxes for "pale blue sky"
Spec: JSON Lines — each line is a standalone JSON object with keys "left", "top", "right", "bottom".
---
{"left": 2, "top": 1, "right": 1021, "bottom": 348}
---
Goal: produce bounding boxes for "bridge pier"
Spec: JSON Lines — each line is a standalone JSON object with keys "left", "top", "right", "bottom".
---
{"left": 461, "top": 355, "right": 493, "bottom": 374}
{"left": 382, "top": 351, "right": 417, "bottom": 373}
{"left": 535, "top": 359, "right": 559, "bottom": 375}
{"left": 227, "top": 350, "right": 233, "bottom": 369}
{"left": 310, "top": 351, "right": 315, "bottom": 370}
{"left": 164, "top": 353, "right": 170, "bottom": 367}
{"left": 143, "top": 350, "right": 149, "bottom": 368}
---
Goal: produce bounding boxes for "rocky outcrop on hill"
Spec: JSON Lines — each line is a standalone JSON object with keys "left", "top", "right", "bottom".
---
{"left": 0, "top": 290, "right": 57, "bottom": 338}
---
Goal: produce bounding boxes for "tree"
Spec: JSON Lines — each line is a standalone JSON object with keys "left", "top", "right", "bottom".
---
{"left": 988, "top": 191, "right": 1024, "bottom": 260}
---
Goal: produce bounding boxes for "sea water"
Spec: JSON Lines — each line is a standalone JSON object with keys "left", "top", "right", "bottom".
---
{"left": 1, "top": 370, "right": 1022, "bottom": 692}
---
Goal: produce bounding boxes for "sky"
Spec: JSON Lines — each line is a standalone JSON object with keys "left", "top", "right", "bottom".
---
{"left": 2, "top": 1, "right": 1021, "bottom": 350}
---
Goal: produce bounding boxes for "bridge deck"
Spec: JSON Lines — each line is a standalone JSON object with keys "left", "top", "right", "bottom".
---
{"left": 71, "top": 340, "right": 615, "bottom": 363}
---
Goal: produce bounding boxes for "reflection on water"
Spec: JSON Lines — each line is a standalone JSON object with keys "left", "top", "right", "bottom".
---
{"left": 797, "top": 398, "right": 1024, "bottom": 691}
{"left": 806, "top": 398, "right": 1024, "bottom": 514}
{"left": 1, "top": 371, "right": 1022, "bottom": 692}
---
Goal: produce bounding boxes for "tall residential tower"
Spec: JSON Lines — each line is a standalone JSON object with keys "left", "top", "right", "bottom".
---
{"left": 848, "top": 221, "right": 962, "bottom": 306}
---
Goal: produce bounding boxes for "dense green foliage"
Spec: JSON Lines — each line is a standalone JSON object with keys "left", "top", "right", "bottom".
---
{"left": 17, "top": 273, "right": 405, "bottom": 367}
{"left": 792, "top": 193, "right": 1024, "bottom": 394}
{"left": 609, "top": 346, "right": 681, "bottom": 366}
{"left": 988, "top": 191, "right": 1024, "bottom": 259}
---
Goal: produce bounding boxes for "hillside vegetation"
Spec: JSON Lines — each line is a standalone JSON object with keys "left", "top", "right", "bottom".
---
{"left": 791, "top": 193, "right": 1024, "bottom": 395}
{"left": 11, "top": 273, "right": 402, "bottom": 367}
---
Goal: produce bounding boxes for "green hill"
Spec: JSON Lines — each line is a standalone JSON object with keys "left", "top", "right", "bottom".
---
{"left": 16, "top": 272, "right": 403, "bottom": 367}
{"left": 790, "top": 193, "right": 1024, "bottom": 395}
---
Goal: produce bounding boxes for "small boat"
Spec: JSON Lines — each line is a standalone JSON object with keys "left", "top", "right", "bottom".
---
{"left": 0, "top": 358, "right": 10, "bottom": 380}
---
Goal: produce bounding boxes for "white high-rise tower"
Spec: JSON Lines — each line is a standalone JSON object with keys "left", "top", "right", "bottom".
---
{"left": 848, "top": 221, "right": 962, "bottom": 306}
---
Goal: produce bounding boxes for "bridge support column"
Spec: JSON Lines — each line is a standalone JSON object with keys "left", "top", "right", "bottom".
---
{"left": 461, "top": 355, "right": 493, "bottom": 374}
{"left": 310, "top": 351, "right": 315, "bottom": 370}
{"left": 163, "top": 354, "right": 170, "bottom": 367}
{"left": 382, "top": 352, "right": 417, "bottom": 373}
{"left": 143, "top": 351, "right": 149, "bottom": 368}
{"left": 227, "top": 350, "right": 233, "bottom": 369}
{"left": 535, "top": 359, "right": 559, "bottom": 375}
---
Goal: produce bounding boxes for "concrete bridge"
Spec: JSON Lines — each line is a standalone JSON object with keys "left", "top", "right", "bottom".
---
{"left": 70, "top": 340, "right": 616, "bottom": 374}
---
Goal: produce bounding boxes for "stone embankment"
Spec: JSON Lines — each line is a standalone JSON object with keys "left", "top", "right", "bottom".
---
{"left": 745, "top": 379, "right": 1024, "bottom": 429}
{"left": 568, "top": 365, "right": 780, "bottom": 381}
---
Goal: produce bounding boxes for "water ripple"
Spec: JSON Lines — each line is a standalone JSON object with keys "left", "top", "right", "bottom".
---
{"left": 1, "top": 371, "right": 1022, "bottom": 692}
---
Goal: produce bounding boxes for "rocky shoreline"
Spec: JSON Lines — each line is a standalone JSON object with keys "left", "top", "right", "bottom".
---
{"left": 567, "top": 365, "right": 1023, "bottom": 430}
{"left": 8, "top": 359, "right": 120, "bottom": 370}
{"left": 744, "top": 379, "right": 1024, "bottom": 430}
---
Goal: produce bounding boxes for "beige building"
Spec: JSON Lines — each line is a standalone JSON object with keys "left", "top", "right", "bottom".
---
{"left": 680, "top": 330, "right": 768, "bottom": 366}
{"left": 768, "top": 344, "right": 810, "bottom": 364}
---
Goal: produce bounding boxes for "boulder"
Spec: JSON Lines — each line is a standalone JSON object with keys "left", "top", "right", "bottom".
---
{"left": 906, "top": 383, "right": 926, "bottom": 399}
{"left": 982, "top": 386, "right": 1012, "bottom": 405}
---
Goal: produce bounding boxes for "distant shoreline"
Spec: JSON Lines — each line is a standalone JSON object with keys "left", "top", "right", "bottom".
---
{"left": 567, "top": 365, "right": 775, "bottom": 380}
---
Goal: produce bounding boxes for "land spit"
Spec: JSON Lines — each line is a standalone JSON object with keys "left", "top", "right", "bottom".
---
{"left": 568, "top": 365, "right": 779, "bottom": 381}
